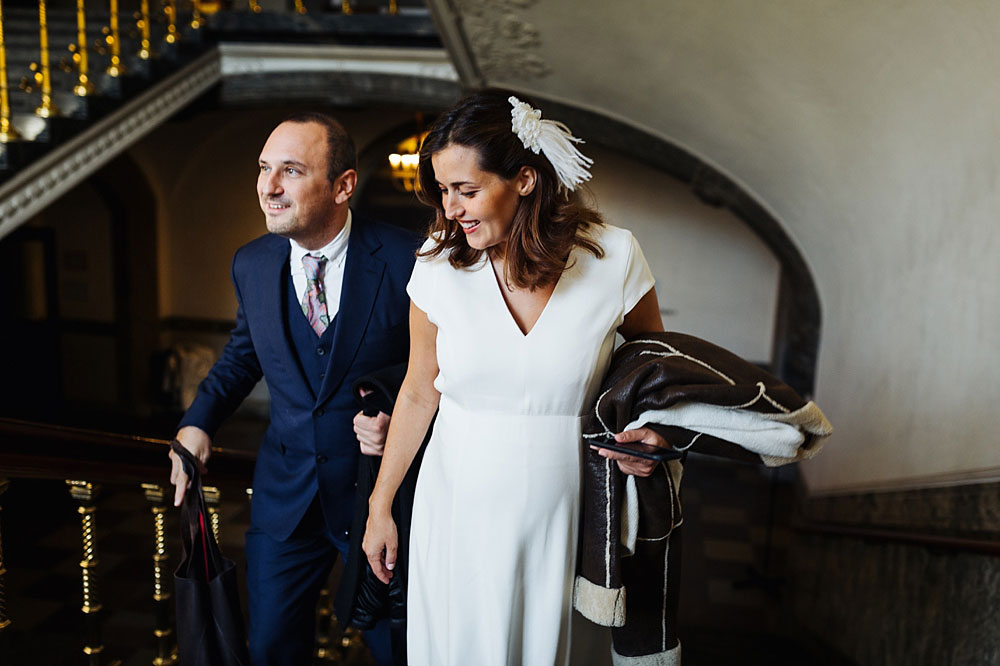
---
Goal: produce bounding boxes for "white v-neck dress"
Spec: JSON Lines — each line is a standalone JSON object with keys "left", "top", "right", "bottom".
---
{"left": 405, "top": 224, "right": 654, "bottom": 666}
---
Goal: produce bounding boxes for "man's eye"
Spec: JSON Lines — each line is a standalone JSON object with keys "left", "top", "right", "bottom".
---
{"left": 286, "top": 167, "right": 300, "bottom": 176}
{"left": 259, "top": 165, "right": 270, "bottom": 172}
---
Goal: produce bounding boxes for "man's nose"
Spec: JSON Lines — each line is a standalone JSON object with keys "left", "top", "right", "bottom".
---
{"left": 262, "top": 171, "right": 283, "bottom": 196}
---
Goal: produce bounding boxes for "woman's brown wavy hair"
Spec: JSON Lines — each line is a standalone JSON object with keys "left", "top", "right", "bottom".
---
{"left": 416, "top": 89, "right": 604, "bottom": 290}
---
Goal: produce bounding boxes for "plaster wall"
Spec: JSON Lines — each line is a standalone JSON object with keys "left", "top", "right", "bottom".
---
{"left": 480, "top": 0, "right": 1000, "bottom": 492}
{"left": 588, "top": 146, "right": 779, "bottom": 362}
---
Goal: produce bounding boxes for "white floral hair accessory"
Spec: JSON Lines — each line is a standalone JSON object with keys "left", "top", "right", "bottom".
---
{"left": 509, "top": 95, "right": 594, "bottom": 191}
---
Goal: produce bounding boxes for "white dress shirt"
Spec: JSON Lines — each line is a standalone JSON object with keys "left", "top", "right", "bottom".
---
{"left": 289, "top": 210, "right": 352, "bottom": 322}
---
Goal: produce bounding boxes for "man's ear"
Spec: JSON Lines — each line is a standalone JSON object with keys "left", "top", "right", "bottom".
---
{"left": 334, "top": 169, "right": 358, "bottom": 204}
{"left": 516, "top": 166, "right": 537, "bottom": 197}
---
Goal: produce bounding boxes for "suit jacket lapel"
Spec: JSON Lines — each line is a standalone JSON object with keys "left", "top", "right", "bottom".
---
{"left": 316, "top": 219, "right": 385, "bottom": 406}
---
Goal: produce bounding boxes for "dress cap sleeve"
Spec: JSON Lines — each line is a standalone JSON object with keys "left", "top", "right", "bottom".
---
{"left": 623, "top": 231, "right": 655, "bottom": 315}
{"left": 406, "top": 237, "right": 440, "bottom": 321}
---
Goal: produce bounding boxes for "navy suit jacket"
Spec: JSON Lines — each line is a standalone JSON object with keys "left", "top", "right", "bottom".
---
{"left": 180, "top": 216, "right": 419, "bottom": 541}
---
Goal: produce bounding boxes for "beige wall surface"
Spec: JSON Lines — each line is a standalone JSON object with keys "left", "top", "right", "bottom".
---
{"left": 588, "top": 147, "right": 779, "bottom": 363}
{"left": 474, "top": 0, "right": 1000, "bottom": 492}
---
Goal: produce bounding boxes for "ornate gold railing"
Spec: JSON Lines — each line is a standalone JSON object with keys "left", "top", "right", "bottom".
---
{"left": 0, "top": 0, "right": 420, "bottom": 160}
{"left": 0, "top": 418, "right": 255, "bottom": 665}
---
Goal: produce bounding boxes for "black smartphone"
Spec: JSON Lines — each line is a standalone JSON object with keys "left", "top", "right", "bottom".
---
{"left": 589, "top": 435, "right": 684, "bottom": 462}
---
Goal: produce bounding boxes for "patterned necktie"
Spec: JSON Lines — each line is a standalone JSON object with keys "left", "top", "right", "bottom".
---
{"left": 301, "top": 254, "right": 330, "bottom": 336}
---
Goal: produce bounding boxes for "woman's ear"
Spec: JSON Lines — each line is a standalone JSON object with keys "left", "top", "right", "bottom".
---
{"left": 516, "top": 166, "right": 537, "bottom": 197}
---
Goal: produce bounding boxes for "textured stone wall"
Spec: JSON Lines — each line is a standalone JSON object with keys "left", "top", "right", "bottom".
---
{"left": 790, "top": 482, "right": 1000, "bottom": 666}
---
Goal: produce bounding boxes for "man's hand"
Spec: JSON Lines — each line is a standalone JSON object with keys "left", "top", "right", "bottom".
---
{"left": 169, "top": 425, "right": 211, "bottom": 507}
{"left": 354, "top": 409, "right": 391, "bottom": 456}
{"left": 591, "top": 427, "right": 669, "bottom": 477}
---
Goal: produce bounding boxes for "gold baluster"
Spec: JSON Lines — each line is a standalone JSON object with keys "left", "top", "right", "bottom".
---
{"left": 203, "top": 486, "right": 221, "bottom": 543}
{"left": 388, "top": 0, "right": 397, "bottom": 14}
{"left": 341, "top": 0, "right": 351, "bottom": 14}
{"left": 67, "top": 481, "right": 104, "bottom": 666}
{"left": 137, "top": 0, "right": 152, "bottom": 59}
{"left": 248, "top": 0, "right": 261, "bottom": 13}
{"left": 0, "top": 479, "right": 11, "bottom": 638}
{"left": 0, "top": 0, "right": 20, "bottom": 141}
{"left": 315, "top": 586, "right": 335, "bottom": 662}
{"left": 35, "top": 0, "right": 60, "bottom": 117}
{"left": 164, "top": 0, "right": 179, "bottom": 44}
{"left": 190, "top": 0, "right": 202, "bottom": 30}
{"left": 293, "top": 0, "right": 306, "bottom": 15}
{"left": 106, "top": 0, "right": 123, "bottom": 77}
{"left": 73, "top": 0, "right": 94, "bottom": 96}
{"left": 142, "top": 485, "right": 178, "bottom": 666}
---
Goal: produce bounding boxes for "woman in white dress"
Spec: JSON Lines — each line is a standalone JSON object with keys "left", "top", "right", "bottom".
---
{"left": 363, "top": 90, "right": 668, "bottom": 666}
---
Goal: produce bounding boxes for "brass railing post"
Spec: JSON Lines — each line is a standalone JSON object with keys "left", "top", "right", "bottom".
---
{"left": 137, "top": 0, "right": 152, "bottom": 59}
{"left": 248, "top": 0, "right": 261, "bottom": 14}
{"left": 35, "top": 0, "right": 60, "bottom": 117}
{"left": 293, "top": 0, "right": 306, "bottom": 15}
{"left": 0, "top": 0, "right": 20, "bottom": 141}
{"left": 106, "top": 0, "right": 123, "bottom": 77}
{"left": 142, "top": 484, "right": 178, "bottom": 666}
{"left": 315, "top": 586, "right": 334, "bottom": 662}
{"left": 341, "top": 0, "right": 351, "bottom": 14}
{"left": 67, "top": 480, "right": 104, "bottom": 666}
{"left": 72, "top": 0, "right": 94, "bottom": 96}
{"left": 0, "top": 478, "right": 11, "bottom": 644}
{"left": 389, "top": 0, "right": 398, "bottom": 14}
{"left": 203, "top": 486, "right": 221, "bottom": 543}
{"left": 190, "top": 0, "right": 203, "bottom": 31}
{"left": 164, "top": 0, "right": 179, "bottom": 45}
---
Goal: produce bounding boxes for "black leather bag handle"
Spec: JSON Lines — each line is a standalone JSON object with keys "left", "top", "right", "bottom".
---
{"left": 171, "top": 440, "right": 224, "bottom": 578}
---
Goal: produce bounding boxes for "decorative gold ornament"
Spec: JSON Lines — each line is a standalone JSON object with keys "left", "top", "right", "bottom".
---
{"left": 35, "top": 0, "right": 60, "bottom": 117}
{"left": 203, "top": 486, "right": 221, "bottom": 543}
{"left": 143, "top": 484, "right": 178, "bottom": 665}
{"left": 0, "top": 0, "right": 19, "bottom": 141}
{"left": 137, "top": 0, "right": 152, "bottom": 59}
{"left": 106, "top": 0, "right": 124, "bottom": 77}
{"left": 164, "top": 0, "right": 179, "bottom": 44}
{"left": 73, "top": 0, "right": 94, "bottom": 96}
{"left": 66, "top": 481, "right": 105, "bottom": 665}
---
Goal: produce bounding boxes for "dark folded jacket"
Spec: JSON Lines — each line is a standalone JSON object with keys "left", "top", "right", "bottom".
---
{"left": 574, "top": 332, "right": 832, "bottom": 664}
{"left": 333, "top": 362, "right": 431, "bottom": 665}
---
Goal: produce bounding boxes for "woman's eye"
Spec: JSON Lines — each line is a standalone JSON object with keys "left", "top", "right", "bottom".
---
{"left": 461, "top": 191, "right": 477, "bottom": 198}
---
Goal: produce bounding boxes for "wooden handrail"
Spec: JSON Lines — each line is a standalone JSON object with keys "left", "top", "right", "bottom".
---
{"left": 794, "top": 521, "right": 1000, "bottom": 557}
{"left": 0, "top": 417, "right": 255, "bottom": 487}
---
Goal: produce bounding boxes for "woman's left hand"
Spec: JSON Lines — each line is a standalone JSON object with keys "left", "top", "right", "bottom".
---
{"left": 592, "top": 427, "right": 669, "bottom": 477}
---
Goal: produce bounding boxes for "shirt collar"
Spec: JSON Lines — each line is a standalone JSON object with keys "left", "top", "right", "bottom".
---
{"left": 289, "top": 210, "right": 352, "bottom": 271}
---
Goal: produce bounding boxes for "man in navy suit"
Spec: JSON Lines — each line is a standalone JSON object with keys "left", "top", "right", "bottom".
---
{"left": 168, "top": 113, "right": 417, "bottom": 666}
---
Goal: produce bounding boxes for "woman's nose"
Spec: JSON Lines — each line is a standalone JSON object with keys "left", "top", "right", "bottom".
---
{"left": 444, "top": 192, "right": 463, "bottom": 220}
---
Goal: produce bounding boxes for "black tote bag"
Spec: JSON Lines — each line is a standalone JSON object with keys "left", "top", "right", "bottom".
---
{"left": 171, "top": 440, "right": 250, "bottom": 666}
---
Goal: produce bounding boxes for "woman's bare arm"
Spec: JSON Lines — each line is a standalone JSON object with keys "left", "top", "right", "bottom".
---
{"left": 363, "top": 301, "right": 441, "bottom": 583}
{"left": 603, "top": 287, "right": 668, "bottom": 476}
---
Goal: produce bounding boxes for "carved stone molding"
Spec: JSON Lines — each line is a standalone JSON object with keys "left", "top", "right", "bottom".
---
{"left": 0, "top": 52, "right": 223, "bottom": 238}
{"left": 453, "top": 0, "right": 549, "bottom": 80}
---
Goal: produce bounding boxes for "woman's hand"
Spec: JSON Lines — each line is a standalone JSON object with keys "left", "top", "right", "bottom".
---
{"left": 592, "top": 427, "right": 669, "bottom": 477}
{"left": 363, "top": 507, "right": 398, "bottom": 584}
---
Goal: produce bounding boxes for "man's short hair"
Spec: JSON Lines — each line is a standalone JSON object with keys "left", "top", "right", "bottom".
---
{"left": 281, "top": 112, "right": 357, "bottom": 184}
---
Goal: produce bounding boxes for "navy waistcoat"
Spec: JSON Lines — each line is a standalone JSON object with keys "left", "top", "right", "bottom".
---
{"left": 286, "top": 275, "right": 337, "bottom": 400}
